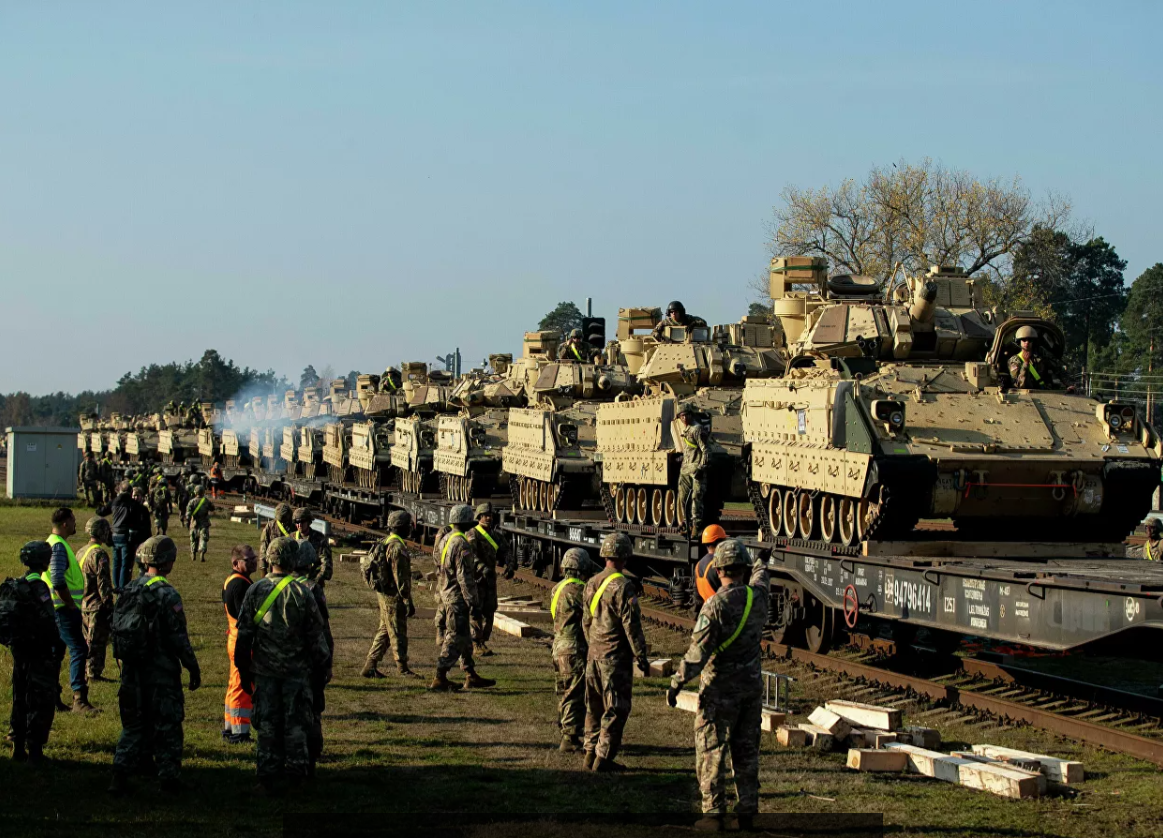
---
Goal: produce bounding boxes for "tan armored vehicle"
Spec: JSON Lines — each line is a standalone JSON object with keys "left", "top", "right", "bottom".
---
{"left": 743, "top": 257, "right": 1163, "bottom": 544}
{"left": 297, "top": 425, "right": 326, "bottom": 480}
{"left": 321, "top": 421, "right": 348, "bottom": 483}
{"left": 388, "top": 364, "right": 462, "bottom": 494}
{"left": 391, "top": 415, "right": 439, "bottom": 494}
{"left": 594, "top": 309, "right": 786, "bottom": 528}
{"left": 300, "top": 387, "right": 322, "bottom": 419}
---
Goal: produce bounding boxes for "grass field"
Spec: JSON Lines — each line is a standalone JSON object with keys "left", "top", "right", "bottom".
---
{"left": 1, "top": 501, "right": 1162, "bottom": 836}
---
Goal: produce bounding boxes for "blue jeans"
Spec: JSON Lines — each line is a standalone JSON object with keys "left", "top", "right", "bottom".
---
{"left": 112, "top": 535, "right": 132, "bottom": 590}
{"left": 55, "top": 608, "right": 89, "bottom": 693}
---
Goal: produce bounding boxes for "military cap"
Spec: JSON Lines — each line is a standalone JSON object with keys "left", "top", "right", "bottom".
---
{"left": 474, "top": 502, "right": 494, "bottom": 518}
{"left": 387, "top": 510, "right": 412, "bottom": 530}
{"left": 85, "top": 516, "right": 113, "bottom": 544}
{"left": 20, "top": 540, "right": 52, "bottom": 567}
{"left": 292, "top": 507, "right": 314, "bottom": 524}
{"left": 138, "top": 536, "right": 178, "bottom": 567}
{"left": 600, "top": 531, "right": 632, "bottom": 559}
{"left": 266, "top": 536, "right": 300, "bottom": 570}
{"left": 294, "top": 540, "right": 317, "bottom": 573}
{"left": 1015, "top": 325, "right": 1038, "bottom": 341}
{"left": 449, "top": 504, "right": 475, "bottom": 525}
{"left": 274, "top": 503, "right": 292, "bottom": 524}
{"left": 561, "top": 547, "right": 593, "bottom": 574}
{"left": 712, "top": 538, "right": 750, "bottom": 569}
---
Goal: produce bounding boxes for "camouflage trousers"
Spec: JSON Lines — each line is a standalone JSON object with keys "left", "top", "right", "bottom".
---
{"left": 434, "top": 601, "right": 475, "bottom": 674}
{"left": 113, "top": 670, "right": 185, "bottom": 781}
{"left": 82, "top": 479, "right": 101, "bottom": 506}
{"left": 554, "top": 653, "right": 586, "bottom": 738}
{"left": 584, "top": 658, "right": 633, "bottom": 760}
{"left": 252, "top": 674, "right": 313, "bottom": 782}
{"left": 82, "top": 607, "right": 111, "bottom": 679}
{"left": 367, "top": 593, "right": 408, "bottom": 667}
{"left": 153, "top": 513, "right": 169, "bottom": 536}
{"left": 694, "top": 686, "right": 763, "bottom": 814}
{"left": 472, "top": 580, "right": 497, "bottom": 645}
{"left": 189, "top": 525, "right": 210, "bottom": 558}
{"left": 678, "top": 472, "right": 707, "bottom": 533}
{"left": 9, "top": 649, "right": 57, "bottom": 746}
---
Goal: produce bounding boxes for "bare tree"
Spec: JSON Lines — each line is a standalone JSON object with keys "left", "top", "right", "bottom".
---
{"left": 766, "top": 159, "right": 1071, "bottom": 285}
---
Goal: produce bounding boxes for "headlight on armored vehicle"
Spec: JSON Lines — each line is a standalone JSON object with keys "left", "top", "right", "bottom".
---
{"left": 871, "top": 399, "right": 906, "bottom": 432}
{"left": 1097, "top": 402, "right": 1138, "bottom": 435}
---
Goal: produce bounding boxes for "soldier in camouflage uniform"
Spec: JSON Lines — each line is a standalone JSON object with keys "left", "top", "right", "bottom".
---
{"left": 667, "top": 538, "right": 769, "bottom": 828}
{"left": 185, "top": 485, "right": 213, "bottom": 562}
{"left": 1007, "top": 325, "right": 1068, "bottom": 390}
{"left": 79, "top": 517, "right": 115, "bottom": 681}
{"left": 259, "top": 503, "right": 295, "bottom": 575}
{"left": 466, "top": 501, "right": 514, "bottom": 657}
{"left": 150, "top": 479, "right": 172, "bottom": 536}
{"left": 677, "top": 404, "right": 710, "bottom": 537}
{"left": 582, "top": 532, "right": 650, "bottom": 772}
{"left": 8, "top": 542, "right": 61, "bottom": 763}
{"left": 100, "top": 454, "right": 116, "bottom": 505}
{"left": 292, "top": 541, "right": 334, "bottom": 778}
{"left": 291, "top": 508, "right": 333, "bottom": 588}
{"left": 652, "top": 300, "right": 708, "bottom": 341}
{"left": 551, "top": 547, "right": 596, "bottom": 752}
{"left": 362, "top": 510, "right": 418, "bottom": 679}
{"left": 1130, "top": 518, "right": 1162, "bottom": 560}
{"left": 430, "top": 504, "right": 496, "bottom": 692}
{"left": 234, "top": 537, "right": 331, "bottom": 794}
{"left": 79, "top": 451, "right": 101, "bottom": 507}
{"left": 108, "top": 536, "right": 201, "bottom": 795}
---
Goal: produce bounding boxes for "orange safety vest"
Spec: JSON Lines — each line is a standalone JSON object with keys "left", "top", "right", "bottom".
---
{"left": 223, "top": 572, "right": 253, "bottom": 736}
{"left": 695, "top": 554, "right": 718, "bottom": 603}
{"left": 211, "top": 464, "right": 223, "bottom": 479}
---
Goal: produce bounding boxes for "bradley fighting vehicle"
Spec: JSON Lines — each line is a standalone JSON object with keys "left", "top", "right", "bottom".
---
{"left": 390, "top": 364, "right": 457, "bottom": 494}
{"left": 594, "top": 307, "right": 786, "bottom": 529}
{"left": 158, "top": 403, "right": 201, "bottom": 464}
{"left": 346, "top": 365, "right": 437, "bottom": 491}
{"left": 125, "top": 415, "right": 160, "bottom": 463}
{"left": 742, "top": 257, "right": 1162, "bottom": 545}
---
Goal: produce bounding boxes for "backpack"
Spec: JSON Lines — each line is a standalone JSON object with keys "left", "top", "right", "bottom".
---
{"left": 0, "top": 577, "right": 49, "bottom": 648}
{"left": 111, "top": 582, "right": 161, "bottom": 662}
{"left": 362, "top": 544, "right": 387, "bottom": 592}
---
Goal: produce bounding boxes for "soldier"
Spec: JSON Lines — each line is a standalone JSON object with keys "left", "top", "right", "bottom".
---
{"left": 108, "top": 536, "right": 201, "bottom": 795}
{"left": 551, "top": 547, "right": 596, "bottom": 752}
{"left": 223, "top": 545, "right": 258, "bottom": 744}
{"left": 129, "top": 485, "right": 152, "bottom": 575}
{"left": 667, "top": 539, "right": 769, "bottom": 829}
{"left": 233, "top": 537, "right": 331, "bottom": 794}
{"left": 677, "top": 404, "right": 710, "bottom": 537}
{"left": 150, "top": 478, "right": 172, "bottom": 536}
{"left": 79, "top": 451, "right": 101, "bottom": 507}
{"left": 186, "top": 485, "right": 213, "bottom": 563}
{"left": 466, "top": 501, "right": 514, "bottom": 657}
{"left": 652, "top": 300, "right": 708, "bottom": 341}
{"left": 582, "top": 532, "right": 650, "bottom": 772}
{"left": 79, "top": 517, "right": 115, "bottom": 682}
{"left": 259, "top": 503, "right": 294, "bottom": 574}
{"left": 430, "top": 504, "right": 496, "bottom": 692}
{"left": 361, "top": 510, "right": 419, "bottom": 679}
{"left": 558, "top": 328, "right": 597, "bottom": 363}
{"left": 293, "top": 541, "right": 334, "bottom": 777}
{"left": 6, "top": 542, "right": 61, "bottom": 763}
{"left": 99, "top": 453, "right": 116, "bottom": 505}
{"left": 1008, "top": 325, "right": 1068, "bottom": 390}
{"left": 1130, "top": 519, "right": 1163, "bottom": 560}
{"left": 692, "top": 525, "right": 728, "bottom": 610}
{"left": 291, "top": 508, "right": 333, "bottom": 587}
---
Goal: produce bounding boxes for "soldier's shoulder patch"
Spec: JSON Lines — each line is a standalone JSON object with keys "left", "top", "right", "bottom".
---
{"left": 172, "top": 603, "right": 183, "bottom": 613}
{"left": 694, "top": 612, "right": 711, "bottom": 633}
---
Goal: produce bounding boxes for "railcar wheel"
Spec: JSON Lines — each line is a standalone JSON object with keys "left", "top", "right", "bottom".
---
{"left": 839, "top": 498, "right": 858, "bottom": 546}
{"left": 663, "top": 489, "right": 677, "bottom": 527}
{"left": 769, "top": 585, "right": 803, "bottom": 647}
{"left": 767, "top": 488, "right": 783, "bottom": 540}
{"left": 803, "top": 595, "right": 836, "bottom": 654}
{"left": 797, "top": 492, "right": 816, "bottom": 540}
{"left": 635, "top": 488, "right": 648, "bottom": 525}
{"left": 651, "top": 490, "right": 664, "bottom": 527}
{"left": 781, "top": 491, "right": 798, "bottom": 538}
{"left": 819, "top": 495, "right": 838, "bottom": 543}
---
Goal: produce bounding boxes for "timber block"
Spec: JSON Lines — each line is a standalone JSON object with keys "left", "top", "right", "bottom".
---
{"left": 777, "top": 725, "right": 808, "bottom": 747}
{"left": 971, "top": 745, "right": 1083, "bottom": 784}
{"left": 885, "top": 744, "right": 972, "bottom": 782}
{"left": 846, "top": 748, "right": 908, "bottom": 773}
{"left": 872, "top": 732, "right": 899, "bottom": 748}
{"left": 492, "top": 613, "right": 537, "bottom": 638}
{"left": 760, "top": 710, "right": 787, "bottom": 732}
{"left": 338, "top": 551, "right": 368, "bottom": 563}
{"left": 844, "top": 728, "right": 870, "bottom": 748}
{"left": 796, "top": 723, "right": 837, "bottom": 752}
{"left": 824, "top": 699, "right": 903, "bottom": 732}
{"left": 951, "top": 754, "right": 1046, "bottom": 798}
{"left": 902, "top": 726, "right": 941, "bottom": 750}
{"left": 674, "top": 690, "right": 699, "bottom": 713}
{"left": 634, "top": 659, "right": 675, "bottom": 678}
{"left": 808, "top": 707, "right": 853, "bottom": 740}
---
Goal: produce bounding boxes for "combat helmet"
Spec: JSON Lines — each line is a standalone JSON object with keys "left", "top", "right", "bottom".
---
{"left": 568, "top": 328, "right": 583, "bottom": 340}
{"left": 295, "top": 540, "right": 317, "bottom": 574}
{"left": 712, "top": 538, "right": 750, "bottom": 569}
{"left": 20, "top": 540, "right": 52, "bottom": 568}
{"left": 292, "top": 507, "right": 314, "bottom": 524}
{"left": 85, "top": 516, "right": 113, "bottom": 545}
{"left": 449, "top": 504, "right": 475, "bottom": 526}
{"left": 600, "top": 532, "right": 632, "bottom": 560}
{"left": 561, "top": 547, "right": 594, "bottom": 575}
{"left": 1015, "top": 325, "right": 1039, "bottom": 342}
{"left": 387, "top": 510, "right": 413, "bottom": 531}
{"left": 138, "top": 536, "right": 178, "bottom": 567}
{"left": 474, "top": 502, "right": 494, "bottom": 519}
{"left": 274, "top": 503, "right": 293, "bottom": 525}
{"left": 266, "top": 536, "right": 300, "bottom": 570}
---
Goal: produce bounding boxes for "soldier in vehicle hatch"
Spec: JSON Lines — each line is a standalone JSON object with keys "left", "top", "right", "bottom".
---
{"left": 1008, "top": 325, "right": 1069, "bottom": 390}
{"left": 652, "top": 301, "right": 707, "bottom": 341}
{"left": 558, "top": 329, "right": 599, "bottom": 363}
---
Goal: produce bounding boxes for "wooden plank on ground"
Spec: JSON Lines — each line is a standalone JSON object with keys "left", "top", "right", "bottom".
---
{"left": 825, "top": 699, "right": 903, "bottom": 731}
{"left": 777, "top": 725, "right": 808, "bottom": 748}
{"left": 956, "top": 759, "right": 1045, "bottom": 799}
{"left": 844, "top": 728, "right": 870, "bottom": 748}
{"left": 808, "top": 707, "right": 853, "bottom": 739}
{"left": 634, "top": 659, "right": 675, "bottom": 678}
{"left": 492, "top": 613, "right": 537, "bottom": 638}
{"left": 873, "top": 732, "right": 899, "bottom": 748}
{"left": 760, "top": 710, "right": 787, "bottom": 732}
{"left": 674, "top": 690, "right": 699, "bottom": 713}
{"left": 847, "top": 748, "right": 908, "bottom": 772}
{"left": 796, "top": 723, "right": 837, "bottom": 752}
{"left": 971, "top": 745, "right": 1083, "bottom": 784}
{"left": 902, "top": 726, "right": 941, "bottom": 750}
{"left": 884, "top": 744, "right": 971, "bottom": 782}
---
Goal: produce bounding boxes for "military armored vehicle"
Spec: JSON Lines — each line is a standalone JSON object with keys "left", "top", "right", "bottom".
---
{"left": 125, "top": 416, "right": 159, "bottom": 463}
{"left": 743, "top": 257, "right": 1163, "bottom": 544}
{"left": 298, "top": 425, "right": 326, "bottom": 480}
{"left": 321, "top": 421, "right": 348, "bottom": 484}
{"left": 197, "top": 428, "right": 219, "bottom": 467}
{"left": 389, "top": 364, "right": 461, "bottom": 494}
{"left": 594, "top": 309, "right": 786, "bottom": 529}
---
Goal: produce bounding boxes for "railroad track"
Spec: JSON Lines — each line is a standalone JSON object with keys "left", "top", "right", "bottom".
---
{"left": 225, "top": 490, "right": 1163, "bottom": 767}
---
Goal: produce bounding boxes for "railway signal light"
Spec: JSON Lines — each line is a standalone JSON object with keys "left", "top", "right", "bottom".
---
{"left": 582, "top": 317, "right": 606, "bottom": 354}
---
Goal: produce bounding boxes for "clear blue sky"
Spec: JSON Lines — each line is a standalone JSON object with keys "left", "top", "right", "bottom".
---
{"left": 2, "top": 1, "right": 1160, "bottom": 395}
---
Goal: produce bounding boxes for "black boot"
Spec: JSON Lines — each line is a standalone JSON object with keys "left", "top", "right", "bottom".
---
{"left": 593, "top": 756, "right": 626, "bottom": 773}
{"left": 11, "top": 742, "right": 27, "bottom": 762}
{"left": 108, "top": 771, "right": 129, "bottom": 796}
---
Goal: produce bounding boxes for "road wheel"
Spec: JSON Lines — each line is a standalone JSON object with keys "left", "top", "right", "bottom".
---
{"left": 635, "top": 487, "right": 648, "bottom": 525}
{"left": 819, "top": 495, "right": 838, "bottom": 542}
{"left": 839, "top": 498, "right": 858, "bottom": 546}
{"left": 781, "top": 490, "right": 798, "bottom": 538}
{"left": 664, "top": 489, "right": 677, "bottom": 527}
{"left": 797, "top": 492, "right": 816, "bottom": 540}
{"left": 767, "top": 488, "right": 783, "bottom": 539}
{"left": 651, "top": 489, "right": 664, "bottom": 527}
{"left": 614, "top": 486, "right": 626, "bottom": 523}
